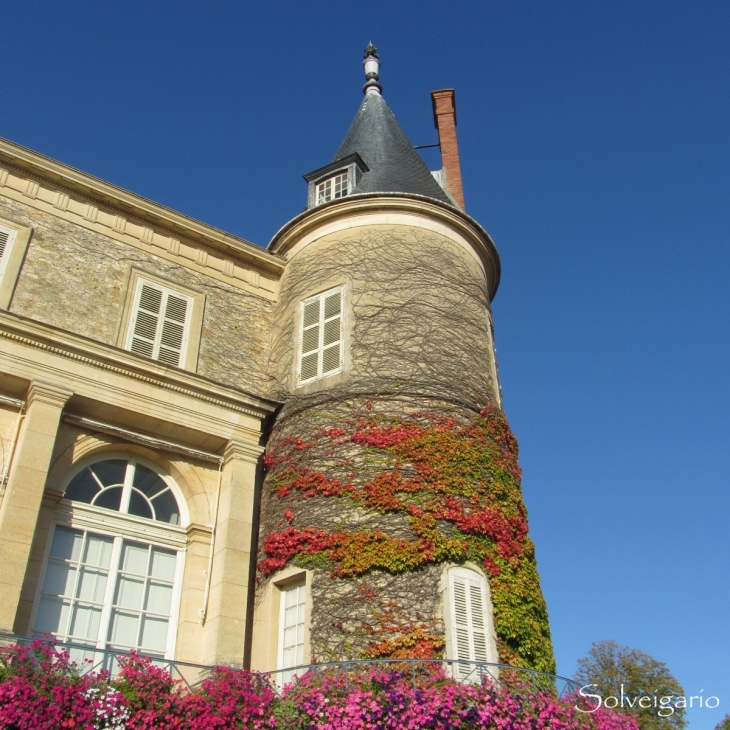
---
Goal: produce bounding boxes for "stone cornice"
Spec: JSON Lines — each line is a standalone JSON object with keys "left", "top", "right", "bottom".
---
{"left": 0, "top": 310, "right": 281, "bottom": 419}
{"left": 268, "top": 193, "right": 501, "bottom": 300}
{"left": 0, "top": 137, "right": 285, "bottom": 289}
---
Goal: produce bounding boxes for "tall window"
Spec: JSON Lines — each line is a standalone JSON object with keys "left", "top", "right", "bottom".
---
{"left": 446, "top": 567, "right": 493, "bottom": 679}
{"left": 125, "top": 279, "right": 193, "bottom": 367}
{"left": 278, "top": 582, "right": 306, "bottom": 686}
{"left": 315, "top": 171, "right": 349, "bottom": 205}
{"left": 298, "top": 286, "right": 344, "bottom": 383}
{"left": 0, "top": 224, "right": 17, "bottom": 285}
{"left": 32, "top": 457, "right": 185, "bottom": 661}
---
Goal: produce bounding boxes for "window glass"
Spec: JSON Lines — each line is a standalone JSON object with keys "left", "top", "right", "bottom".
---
{"left": 93, "top": 487, "right": 123, "bottom": 511}
{"left": 279, "top": 582, "right": 306, "bottom": 686}
{"left": 128, "top": 490, "right": 154, "bottom": 520}
{"left": 35, "top": 528, "right": 114, "bottom": 646}
{"left": 64, "top": 459, "right": 182, "bottom": 525}
{"left": 315, "top": 171, "right": 349, "bottom": 205}
{"left": 34, "top": 528, "right": 179, "bottom": 660}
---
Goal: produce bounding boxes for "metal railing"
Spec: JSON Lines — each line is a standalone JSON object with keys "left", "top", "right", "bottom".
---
{"left": 0, "top": 633, "right": 214, "bottom": 690}
{"left": 0, "top": 633, "right": 579, "bottom": 698}
{"left": 263, "top": 657, "right": 580, "bottom": 698}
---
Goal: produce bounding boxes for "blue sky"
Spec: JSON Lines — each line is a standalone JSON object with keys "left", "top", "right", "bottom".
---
{"left": 2, "top": 1, "right": 728, "bottom": 726}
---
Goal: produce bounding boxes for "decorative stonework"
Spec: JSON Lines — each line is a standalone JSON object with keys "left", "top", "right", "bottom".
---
{"left": 26, "top": 380, "right": 73, "bottom": 410}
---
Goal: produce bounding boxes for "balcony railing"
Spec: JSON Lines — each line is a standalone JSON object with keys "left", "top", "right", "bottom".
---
{"left": 0, "top": 633, "right": 579, "bottom": 698}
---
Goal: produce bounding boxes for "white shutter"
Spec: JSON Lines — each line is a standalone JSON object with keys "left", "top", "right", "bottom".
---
{"left": 0, "top": 225, "right": 17, "bottom": 282}
{"left": 127, "top": 280, "right": 192, "bottom": 367}
{"left": 449, "top": 568, "right": 490, "bottom": 678}
{"left": 298, "top": 287, "right": 343, "bottom": 383}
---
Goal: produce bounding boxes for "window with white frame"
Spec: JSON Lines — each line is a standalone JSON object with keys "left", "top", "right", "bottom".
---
{"left": 31, "top": 457, "right": 185, "bottom": 662}
{"left": 125, "top": 279, "right": 193, "bottom": 367}
{"left": 0, "top": 223, "right": 18, "bottom": 284}
{"left": 315, "top": 171, "right": 349, "bottom": 205}
{"left": 447, "top": 567, "right": 492, "bottom": 679}
{"left": 298, "top": 286, "right": 344, "bottom": 383}
{"left": 278, "top": 581, "right": 306, "bottom": 686}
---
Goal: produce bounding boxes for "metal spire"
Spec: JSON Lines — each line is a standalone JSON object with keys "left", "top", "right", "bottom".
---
{"left": 363, "top": 42, "right": 382, "bottom": 96}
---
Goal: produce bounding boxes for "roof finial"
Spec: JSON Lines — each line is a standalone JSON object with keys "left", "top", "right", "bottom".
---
{"left": 363, "top": 42, "right": 382, "bottom": 96}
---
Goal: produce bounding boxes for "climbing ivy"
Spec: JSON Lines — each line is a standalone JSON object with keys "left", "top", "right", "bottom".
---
{"left": 259, "top": 403, "right": 555, "bottom": 673}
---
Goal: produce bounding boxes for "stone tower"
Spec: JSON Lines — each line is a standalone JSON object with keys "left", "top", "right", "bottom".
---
{"left": 252, "top": 45, "right": 554, "bottom": 674}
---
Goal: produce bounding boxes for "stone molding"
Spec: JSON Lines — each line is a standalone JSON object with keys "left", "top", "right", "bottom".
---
{"left": 26, "top": 380, "right": 73, "bottom": 410}
{"left": 0, "top": 139, "right": 284, "bottom": 299}
{"left": 0, "top": 310, "right": 280, "bottom": 419}
{"left": 269, "top": 193, "right": 500, "bottom": 300}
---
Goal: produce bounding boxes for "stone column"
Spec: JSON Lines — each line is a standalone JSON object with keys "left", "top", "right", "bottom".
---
{"left": 0, "top": 380, "right": 72, "bottom": 633}
{"left": 202, "top": 438, "right": 262, "bottom": 666}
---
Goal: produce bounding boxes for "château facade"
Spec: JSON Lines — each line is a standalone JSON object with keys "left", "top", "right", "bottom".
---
{"left": 0, "top": 47, "right": 554, "bottom": 676}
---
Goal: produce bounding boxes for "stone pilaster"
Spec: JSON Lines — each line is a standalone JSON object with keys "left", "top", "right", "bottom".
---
{"left": 0, "top": 380, "right": 72, "bottom": 632}
{"left": 202, "top": 438, "right": 262, "bottom": 666}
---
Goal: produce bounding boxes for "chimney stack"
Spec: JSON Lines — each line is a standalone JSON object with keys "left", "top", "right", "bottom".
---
{"left": 431, "top": 89, "right": 465, "bottom": 210}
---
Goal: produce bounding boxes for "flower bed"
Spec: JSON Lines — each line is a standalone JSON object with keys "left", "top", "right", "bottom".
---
{"left": 0, "top": 641, "right": 638, "bottom": 729}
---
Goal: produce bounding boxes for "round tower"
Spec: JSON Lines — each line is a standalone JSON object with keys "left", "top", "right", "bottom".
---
{"left": 254, "top": 46, "right": 554, "bottom": 675}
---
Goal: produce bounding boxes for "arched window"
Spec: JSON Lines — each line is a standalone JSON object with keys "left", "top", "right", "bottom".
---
{"left": 64, "top": 458, "right": 181, "bottom": 524}
{"left": 31, "top": 456, "right": 186, "bottom": 661}
{"left": 444, "top": 566, "right": 497, "bottom": 679}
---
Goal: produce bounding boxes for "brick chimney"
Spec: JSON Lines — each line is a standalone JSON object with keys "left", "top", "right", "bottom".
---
{"left": 431, "top": 89, "right": 465, "bottom": 210}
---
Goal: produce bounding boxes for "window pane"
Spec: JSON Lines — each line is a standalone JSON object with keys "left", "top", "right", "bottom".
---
{"left": 109, "top": 610, "right": 139, "bottom": 647}
{"left": 115, "top": 576, "right": 144, "bottom": 610}
{"left": 150, "top": 549, "right": 177, "bottom": 580}
{"left": 280, "top": 583, "right": 306, "bottom": 672}
{"left": 140, "top": 616, "right": 169, "bottom": 652}
{"left": 35, "top": 597, "right": 70, "bottom": 635}
{"left": 151, "top": 490, "right": 180, "bottom": 525}
{"left": 42, "top": 561, "right": 77, "bottom": 597}
{"left": 93, "top": 487, "right": 123, "bottom": 511}
{"left": 90, "top": 460, "right": 127, "bottom": 488}
{"left": 49, "top": 527, "right": 83, "bottom": 561}
{"left": 77, "top": 568, "right": 108, "bottom": 603}
{"left": 84, "top": 535, "right": 114, "bottom": 568}
{"left": 64, "top": 469, "right": 100, "bottom": 504}
{"left": 69, "top": 604, "right": 102, "bottom": 642}
{"left": 128, "top": 490, "right": 154, "bottom": 519}
{"left": 132, "top": 464, "right": 167, "bottom": 498}
{"left": 145, "top": 582, "right": 173, "bottom": 615}
{"left": 121, "top": 544, "right": 149, "bottom": 575}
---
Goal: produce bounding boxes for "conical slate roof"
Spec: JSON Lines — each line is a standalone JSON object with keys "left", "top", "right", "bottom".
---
{"left": 332, "top": 93, "right": 453, "bottom": 206}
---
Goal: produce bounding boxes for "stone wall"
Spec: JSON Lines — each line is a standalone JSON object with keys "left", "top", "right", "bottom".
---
{"left": 268, "top": 224, "right": 499, "bottom": 415}
{"left": 0, "top": 195, "right": 275, "bottom": 395}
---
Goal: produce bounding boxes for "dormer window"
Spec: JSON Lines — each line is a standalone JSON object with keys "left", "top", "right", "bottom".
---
{"left": 304, "top": 153, "right": 369, "bottom": 209}
{"left": 316, "top": 171, "right": 350, "bottom": 205}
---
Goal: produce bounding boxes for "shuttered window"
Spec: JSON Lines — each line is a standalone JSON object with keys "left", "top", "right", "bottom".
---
{"left": 0, "top": 225, "right": 17, "bottom": 283}
{"left": 298, "top": 286, "right": 344, "bottom": 383}
{"left": 126, "top": 279, "right": 193, "bottom": 367}
{"left": 448, "top": 567, "right": 490, "bottom": 678}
